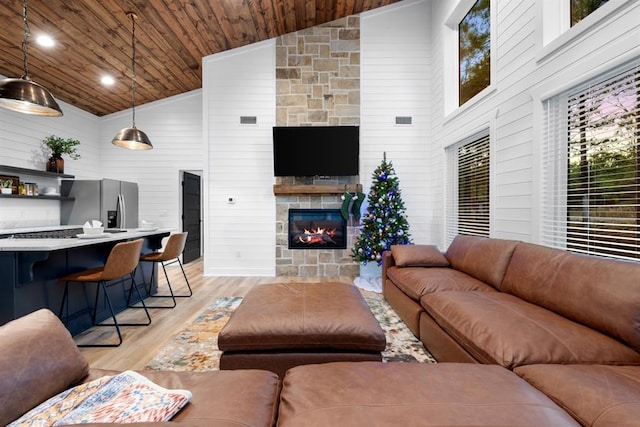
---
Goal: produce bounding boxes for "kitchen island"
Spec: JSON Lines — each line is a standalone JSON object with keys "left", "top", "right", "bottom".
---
{"left": 0, "top": 227, "right": 171, "bottom": 335}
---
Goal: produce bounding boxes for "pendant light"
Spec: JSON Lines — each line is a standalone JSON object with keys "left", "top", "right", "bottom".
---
{"left": 112, "top": 12, "right": 152, "bottom": 150}
{"left": 0, "top": 0, "right": 63, "bottom": 116}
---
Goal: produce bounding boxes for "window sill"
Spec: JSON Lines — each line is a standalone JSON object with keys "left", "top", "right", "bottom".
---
{"left": 537, "top": 0, "right": 633, "bottom": 65}
{"left": 443, "top": 85, "right": 497, "bottom": 126}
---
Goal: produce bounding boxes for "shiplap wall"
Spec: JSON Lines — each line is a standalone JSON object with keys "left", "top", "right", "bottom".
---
{"left": 0, "top": 97, "right": 101, "bottom": 228}
{"left": 427, "top": 0, "right": 640, "bottom": 248}
{"left": 360, "top": 0, "right": 431, "bottom": 244}
{"left": 202, "top": 40, "right": 276, "bottom": 276}
{"left": 99, "top": 90, "right": 203, "bottom": 231}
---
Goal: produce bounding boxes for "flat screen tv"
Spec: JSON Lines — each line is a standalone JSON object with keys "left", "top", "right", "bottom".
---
{"left": 273, "top": 126, "right": 359, "bottom": 176}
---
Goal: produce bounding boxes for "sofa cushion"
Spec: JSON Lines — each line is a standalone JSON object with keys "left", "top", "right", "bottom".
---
{"left": 444, "top": 234, "right": 518, "bottom": 289}
{"left": 421, "top": 291, "right": 640, "bottom": 369}
{"left": 390, "top": 244, "right": 449, "bottom": 267}
{"left": 502, "top": 242, "right": 640, "bottom": 351}
{"left": 0, "top": 309, "right": 90, "bottom": 426}
{"left": 387, "top": 266, "right": 495, "bottom": 301}
{"left": 277, "top": 362, "right": 580, "bottom": 426}
{"left": 515, "top": 364, "right": 640, "bottom": 427}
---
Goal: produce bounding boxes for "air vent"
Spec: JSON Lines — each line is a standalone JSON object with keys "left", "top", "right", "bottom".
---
{"left": 395, "top": 116, "right": 412, "bottom": 125}
{"left": 240, "top": 116, "right": 257, "bottom": 125}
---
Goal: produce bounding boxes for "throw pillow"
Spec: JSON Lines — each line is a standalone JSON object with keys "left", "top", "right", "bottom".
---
{"left": 391, "top": 244, "right": 450, "bottom": 267}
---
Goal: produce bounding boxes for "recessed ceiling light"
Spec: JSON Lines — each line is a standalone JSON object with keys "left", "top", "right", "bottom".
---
{"left": 101, "top": 75, "right": 115, "bottom": 86}
{"left": 36, "top": 34, "right": 55, "bottom": 47}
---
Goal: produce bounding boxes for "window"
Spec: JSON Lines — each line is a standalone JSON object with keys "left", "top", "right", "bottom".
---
{"left": 459, "top": 0, "right": 490, "bottom": 106}
{"left": 571, "top": 0, "right": 610, "bottom": 26}
{"left": 542, "top": 60, "right": 640, "bottom": 260}
{"left": 447, "top": 133, "right": 491, "bottom": 243}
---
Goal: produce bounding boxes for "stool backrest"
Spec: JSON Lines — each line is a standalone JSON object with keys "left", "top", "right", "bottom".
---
{"left": 102, "top": 239, "right": 144, "bottom": 281}
{"left": 159, "top": 232, "right": 188, "bottom": 261}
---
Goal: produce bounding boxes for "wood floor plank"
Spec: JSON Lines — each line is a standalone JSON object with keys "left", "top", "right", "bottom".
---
{"left": 78, "top": 258, "right": 354, "bottom": 370}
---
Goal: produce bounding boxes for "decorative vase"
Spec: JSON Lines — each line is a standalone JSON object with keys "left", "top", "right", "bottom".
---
{"left": 359, "top": 262, "right": 382, "bottom": 278}
{"left": 46, "top": 155, "right": 64, "bottom": 173}
{"left": 1, "top": 188, "right": 11, "bottom": 195}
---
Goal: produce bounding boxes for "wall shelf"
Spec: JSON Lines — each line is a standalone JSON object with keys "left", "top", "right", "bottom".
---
{"left": 273, "top": 184, "right": 362, "bottom": 195}
{"left": 0, "top": 164, "right": 74, "bottom": 179}
{"left": 0, "top": 194, "right": 73, "bottom": 201}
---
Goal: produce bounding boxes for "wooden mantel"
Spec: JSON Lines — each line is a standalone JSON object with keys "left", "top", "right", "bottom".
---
{"left": 273, "top": 184, "right": 362, "bottom": 195}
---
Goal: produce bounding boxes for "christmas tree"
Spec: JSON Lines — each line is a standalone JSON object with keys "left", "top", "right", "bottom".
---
{"left": 352, "top": 154, "right": 411, "bottom": 265}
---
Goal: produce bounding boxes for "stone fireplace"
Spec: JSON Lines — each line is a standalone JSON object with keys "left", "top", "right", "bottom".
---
{"left": 273, "top": 15, "right": 361, "bottom": 277}
{"left": 275, "top": 176, "right": 360, "bottom": 277}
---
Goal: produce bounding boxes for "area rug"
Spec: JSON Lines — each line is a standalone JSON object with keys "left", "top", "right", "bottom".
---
{"left": 145, "top": 292, "right": 435, "bottom": 372}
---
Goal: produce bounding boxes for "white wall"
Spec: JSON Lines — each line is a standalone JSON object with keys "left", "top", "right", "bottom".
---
{"left": 361, "top": 0, "right": 432, "bottom": 244}
{"left": 427, "top": 0, "right": 640, "bottom": 248}
{"left": 99, "top": 90, "right": 203, "bottom": 231}
{"left": 202, "top": 40, "right": 276, "bottom": 276}
{"left": 0, "top": 96, "right": 101, "bottom": 228}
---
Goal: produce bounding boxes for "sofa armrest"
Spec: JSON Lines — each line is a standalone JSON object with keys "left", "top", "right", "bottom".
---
{"left": 382, "top": 250, "right": 395, "bottom": 281}
{"left": 0, "top": 309, "right": 89, "bottom": 426}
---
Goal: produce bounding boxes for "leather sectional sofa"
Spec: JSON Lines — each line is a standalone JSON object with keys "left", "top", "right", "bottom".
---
{"left": 0, "top": 308, "right": 586, "bottom": 426}
{"left": 383, "top": 234, "right": 640, "bottom": 425}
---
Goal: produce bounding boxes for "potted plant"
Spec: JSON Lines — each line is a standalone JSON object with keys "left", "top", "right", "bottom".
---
{"left": 43, "top": 135, "right": 81, "bottom": 174}
{"left": 1, "top": 179, "right": 12, "bottom": 194}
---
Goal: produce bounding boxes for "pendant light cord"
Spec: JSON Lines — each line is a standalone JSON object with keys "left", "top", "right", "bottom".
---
{"left": 129, "top": 13, "right": 137, "bottom": 128}
{"left": 21, "top": 0, "right": 30, "bottom": 80}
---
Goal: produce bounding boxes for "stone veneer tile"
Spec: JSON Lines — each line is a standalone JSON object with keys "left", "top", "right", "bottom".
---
{"left": 307, "top": 98, "right": 323, "bottom": 110}
{"left": 276, "top": 68, "right": 301, "bottom": 79}
{"left": 313, "top": 58, "right": 340, "bottom": 72}
{"left": 307, "top": 110, "right": 328, "bottom": 122}
{"left": 340, "top": 65, "right": 360, "bottom": 78}
{"left": 331, "top": 78, "right": 360, "bottom": 90}
{"left": 339, "top": 29, "right": 360, "bottom": 40}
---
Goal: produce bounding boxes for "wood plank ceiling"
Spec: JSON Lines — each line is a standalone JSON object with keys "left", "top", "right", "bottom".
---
{"left": 0, "top": 0, "right": 400, "bottom": 117}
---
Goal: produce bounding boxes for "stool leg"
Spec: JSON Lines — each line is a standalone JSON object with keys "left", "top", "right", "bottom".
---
{"left": 160, "top": 261, "right": 178, "bottom": 306}
{"left": 123, "top": 273, "right": 152, "bottom": 326}
{"left": 78, "top": 280, "right": 123, "bottom": 348}
{"left": 59, "top": 281, "right": 70, "bottom": 320}
{"left": 145, "top": 261, "right": 156, "bottom": 296}
{"left": 141, "top": 261, "right": 177, "bottom": 308}
{"left": 176, "top": 258, "right": 193, "bottom": 297}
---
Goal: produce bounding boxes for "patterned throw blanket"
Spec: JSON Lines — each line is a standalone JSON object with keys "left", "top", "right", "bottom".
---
{"left": 8, "top": 371, "right": 191, "bottom": 425}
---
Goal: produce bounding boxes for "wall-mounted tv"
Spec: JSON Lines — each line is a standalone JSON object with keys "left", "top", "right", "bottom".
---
{"left": 273, "top": 126, "right": 359, "bottom": 177}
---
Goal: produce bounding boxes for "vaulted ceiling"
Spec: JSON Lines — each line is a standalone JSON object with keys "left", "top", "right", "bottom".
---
{"left": 0, "top": 0, "right": 400, "bottom": 116}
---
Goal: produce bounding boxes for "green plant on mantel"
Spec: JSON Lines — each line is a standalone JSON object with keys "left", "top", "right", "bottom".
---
{"left": 43, "top": 135, "right": 81, "bottom": 159}
{"left": 1, "top": 179, "right": 12, "bottom": 188}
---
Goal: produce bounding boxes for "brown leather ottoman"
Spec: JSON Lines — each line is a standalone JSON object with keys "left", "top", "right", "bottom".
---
{"left": 218, "top": 282, "right": 386, "bottom": 377}
{"left": 277, "top": 362, "right": 580, "bottom": 426}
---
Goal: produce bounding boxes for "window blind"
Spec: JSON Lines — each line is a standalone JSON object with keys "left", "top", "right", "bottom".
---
{"left": 542, "top": 59, "right": 640, "bottom": 260}
{"left": 446, "top": 133, "right": 491, "bottom": 245}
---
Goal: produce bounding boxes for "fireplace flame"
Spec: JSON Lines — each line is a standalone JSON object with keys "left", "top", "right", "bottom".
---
{"left": 297, "top": 227, "right": 336, "bottom": 245}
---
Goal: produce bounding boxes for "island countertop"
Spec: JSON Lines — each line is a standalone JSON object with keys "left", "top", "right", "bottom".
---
{"left": 0, "top": 227, "right": 173, "bottom": 251}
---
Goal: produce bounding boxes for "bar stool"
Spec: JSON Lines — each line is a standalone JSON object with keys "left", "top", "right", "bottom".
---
{"left": 59, "top": 239, "right": 151, "bottom": 347}
{"left": 139, "top": 232, "right": 192, "bottom": 308}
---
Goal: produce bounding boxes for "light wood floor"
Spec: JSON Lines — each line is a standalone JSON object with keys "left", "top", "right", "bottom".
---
{"left": 78, "top": 258, "right": 355, "bottom": 371}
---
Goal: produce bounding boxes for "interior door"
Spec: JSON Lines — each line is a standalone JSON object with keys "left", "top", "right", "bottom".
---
{"left": 181, "top": 172, "right": 201, "bottom": 263}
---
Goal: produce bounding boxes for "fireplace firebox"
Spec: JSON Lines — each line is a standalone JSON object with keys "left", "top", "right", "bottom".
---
{"left": 288, "top": 209, "right": 347, "bottom": 249}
